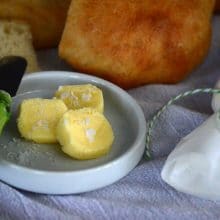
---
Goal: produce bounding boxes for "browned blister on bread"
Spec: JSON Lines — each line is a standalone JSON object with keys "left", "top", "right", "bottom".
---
{"left": 59, "top": 0, "right": 215, "bottom": 89}
{"left": 0, "top": 0, "right": 71, "bottom": 49}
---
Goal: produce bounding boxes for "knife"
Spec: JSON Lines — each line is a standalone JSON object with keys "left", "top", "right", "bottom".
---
{"left": 0, "top": 56, "right": 27, "bottom": 134}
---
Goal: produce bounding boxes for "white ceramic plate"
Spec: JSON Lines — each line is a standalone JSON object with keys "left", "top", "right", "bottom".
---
{"left": 0, "top": 71, "right": 146, "bottom": 194}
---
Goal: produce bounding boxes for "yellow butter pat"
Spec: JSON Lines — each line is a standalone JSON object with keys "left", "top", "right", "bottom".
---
{"left": 54, "top": 84, "right": 104, "bottom": 113}
{"left": 56, "top": 108, "right": 114, "bottom": 160}
{"left": 17, "top": 98, "right": 68, "bottom": 144}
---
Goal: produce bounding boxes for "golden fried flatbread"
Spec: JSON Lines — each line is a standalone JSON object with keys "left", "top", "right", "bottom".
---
{"left": 59, "top": 0, "right": 215, "bottom": 88}
{"left": 0, "top": 0, "right": 71, "bottom": 49}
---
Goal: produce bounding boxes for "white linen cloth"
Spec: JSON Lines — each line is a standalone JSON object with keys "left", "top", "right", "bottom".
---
{"left": 0, "top": 16, "right": 219, "bottom": 220}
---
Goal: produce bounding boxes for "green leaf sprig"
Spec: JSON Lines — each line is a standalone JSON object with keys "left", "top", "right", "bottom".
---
{"left": 0, "top": 90, "right": 12, "bottom": 135}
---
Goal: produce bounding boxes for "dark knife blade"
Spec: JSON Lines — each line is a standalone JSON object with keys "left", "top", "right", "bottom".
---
{"left": 0, "top": 56, "right": 27, "bottom": 96}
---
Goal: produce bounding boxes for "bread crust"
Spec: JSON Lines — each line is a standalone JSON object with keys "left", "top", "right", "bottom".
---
{"left": 59, "top": 0, "right": 215, "bottom": 88}
{"left": 0, "top": 0, "right": 71, "bottom": 49}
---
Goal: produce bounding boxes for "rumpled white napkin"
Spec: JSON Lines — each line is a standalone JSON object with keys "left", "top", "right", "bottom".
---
{"left": 161, "top": 111, "right": 220, "bottom": 200}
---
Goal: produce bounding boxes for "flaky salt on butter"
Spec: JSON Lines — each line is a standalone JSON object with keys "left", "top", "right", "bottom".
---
{"left": 56, "top": 108, "right": 114, "bottom": 160}
{"left": 54, "top": 84, "right": 104, "bottom": 113}
{"left": 17, "top": 98, "right": 68, "bottom": 144}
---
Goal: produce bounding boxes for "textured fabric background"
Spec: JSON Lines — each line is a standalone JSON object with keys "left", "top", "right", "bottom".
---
{"left": 0, "top": 16, "right": 220, "bottom": 220}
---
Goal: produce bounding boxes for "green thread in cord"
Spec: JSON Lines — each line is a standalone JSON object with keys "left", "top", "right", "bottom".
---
{"left": 145, "top": 88, "right": 220, "bottom": 160}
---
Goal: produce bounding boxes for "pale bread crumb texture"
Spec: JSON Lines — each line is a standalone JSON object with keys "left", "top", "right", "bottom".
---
{"left": 0, "top": 20, "right": 39, "bottom": 73}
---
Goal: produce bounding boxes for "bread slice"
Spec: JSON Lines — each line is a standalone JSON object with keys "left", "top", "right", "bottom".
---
{"left": 0, "top": 20, "right": 39, "bottom": 73}
{"left": 0, "top": 0, "right": 71, "bottom": 49}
